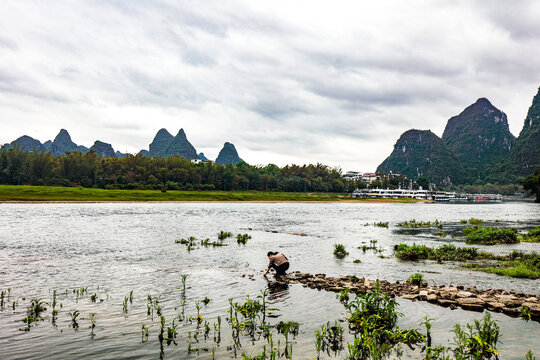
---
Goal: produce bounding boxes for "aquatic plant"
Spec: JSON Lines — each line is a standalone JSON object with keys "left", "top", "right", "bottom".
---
{"left": 51, "top": 290, "right": 58, "bottom": 318}
{"left": 353, "top": 259, "right": 361, "bottom": 263}
{"left": 202, "top": 296, "right": 211, "bottom": 305}
{"left": 166, "top": 320, "right": 179, "bottom": 343}
{"left": 218, "top": 231, "right": 233, "bottom": 240}
{"left": 181, "top": 274, "right": 189, "bottom": 293}
{"left": 398, "top": 219, "right": 443, "bottom": 229}
{"left": 176, "top": 236, "right": 199, "bottom": 250}
{"left": 358, "top": 239, "right": 380, "bottom": 253}
{"left": 237, "top": 233, "right": 252, "bottom": 244}
{"left": 467, "top": 218, "right": 484, "bottom": 225}
{"left": 69, "top": 310, "right": 80, "bottom": 328}
{"left": 526, "top": 350, "right": 536, "bottom": 360}
{"left": 141, "top": 324, "right": 149, "bottom": 342}
{"left": 463, "top": 226, "right": 518, "bottom": 245}
{"left": 90, "top": 293, "right": 97, "bottom": 303}
{"left": 345, "top": 283, "right": 424, "bottom": 359}
{"left": 337, "top": 289, "right": 350, "bottom": 304}
{"left": 317, "top": 320, "right": 344, "bottom": 355}
{"left": 20, "top": 298, "right": 48, "bottom": 331}
{"left": 462, "top": 251, "right": 540, "bottom": 279}
{"left": 452, "top": 312, "right": 500, "bottom": 359}
{"left": 89, "top": 313, "right": 96, "bottom": 329}
{"left": 333, "top": 243, "right": 349, "bottom": 258}
{"left": 521, "top": 306, "right": 532, "bottom": 322}
{"left": 195, "top": 300, "right": 202, "bottom": 323}
{"left": 407, "top": 273, "right": 424, "bottom": 286}
{"left": 129, "top": 290, "right": 133, "bottom": 304}
{"left": 201, "top": 238, "right": 228, "bottom": 247}
{"left": 276, "top": 321, "right": 299, "bottom": 358}
{"left": 122, "top": 296, "right": 129, "bottom": 313}
{"left": 374, "top": 222, "right": 388, "bottom": 228}
{"left": 520, "top": 226, "right": 540, "bottom": 243}
{"left": 159, "top": 315, "right": 165, "bottom": 342}
{"left": 394, "top": 243, "right": 478, "bottom": 261}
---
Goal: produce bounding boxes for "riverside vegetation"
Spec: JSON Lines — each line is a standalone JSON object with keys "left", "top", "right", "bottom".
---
{"left": 0, "top": 184, "right": 421, "bottom": 202}
{"left": 391, "top": 215, "right": 540, "bottom": 279}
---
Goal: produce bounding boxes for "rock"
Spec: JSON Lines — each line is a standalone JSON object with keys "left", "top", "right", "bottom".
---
{"left": 496, "top": 294, "right": 517, "bottom": 301}
{"left": 460, "top": 303, "right": 485, "bottom": 311}
{"left": 419, "top": 290, "right": 429, "bottom": 299}
{"left": 427, "top": 294, "right": 438, "bottom": 303}
{"left": 457, "top": 297, "right": 485, "bottom": 306}
{"left": 486, "top": 302, "right": 506, "bottom": 311}
{"left": 525, "top": 297, "right": 538, "bottom": 303}
{"left": 456, "top": 291, "right": 474, "bottom": 298}
{"left": 440, "top": 291, "right": 453, "bottom": 300}
{"left": 502, "top": 300, "right": 522, "bottom": 308}
{"left": 402, "top": 294, "right": 419, "bottom": 300}
{"left": 328, "top": 287, "right": 344, "bottom": 292}
{"left": 502, "top": 307, "right": 521, "bottom": 316}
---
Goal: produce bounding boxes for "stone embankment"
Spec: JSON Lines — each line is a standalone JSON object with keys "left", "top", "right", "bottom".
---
{"left": 280, "top": 271, "right": 540, "bottom": 321}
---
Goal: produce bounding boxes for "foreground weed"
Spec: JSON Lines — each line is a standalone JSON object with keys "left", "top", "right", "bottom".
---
{"left": 453, "top": 312, "right": 500, "bottom": 359}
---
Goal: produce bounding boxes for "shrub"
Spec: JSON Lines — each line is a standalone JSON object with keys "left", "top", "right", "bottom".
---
{"left": 406, "top": 273, "right": 424, "bottom": 286}
{"left": 394, "top": 243, "right": 479, "bottom": 261}
{"left": 464, "top": 226, "right": 518, "bottom": 245}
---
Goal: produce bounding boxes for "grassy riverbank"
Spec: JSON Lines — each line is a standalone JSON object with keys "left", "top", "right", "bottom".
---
{"left": 0, "top": 185, "right": 421, "bottom": 203}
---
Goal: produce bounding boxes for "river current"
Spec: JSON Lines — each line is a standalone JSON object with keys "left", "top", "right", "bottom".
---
{"left": 0, "top": 202, "right": 539, "bottom": 359}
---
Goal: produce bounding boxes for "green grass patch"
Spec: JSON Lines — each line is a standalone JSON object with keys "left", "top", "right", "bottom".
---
{"left": 463, "top": 226, "right": 519, "bottom": 245}
{"left": 462, "top": 251, "right": 540, "bottom": 279}
{"left": 0, "top": 185, "right": 422, "bottom": 203}
{"left": 520, "top": 226, "right": 540, "bottom": 243}
{"left": 394, "top": 243, "right": 479, "bottom": 261}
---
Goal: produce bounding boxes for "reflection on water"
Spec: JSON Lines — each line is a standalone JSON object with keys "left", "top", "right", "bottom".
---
{"left": 264, "top": 277, "right": 290, "bottom": 302}
{"left": 0, "top": 202, "right": 538, "bottom": 359}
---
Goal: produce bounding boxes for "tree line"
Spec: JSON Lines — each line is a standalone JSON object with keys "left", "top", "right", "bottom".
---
{"left": 0, "top": 146, "right": 365, "bottom": 192}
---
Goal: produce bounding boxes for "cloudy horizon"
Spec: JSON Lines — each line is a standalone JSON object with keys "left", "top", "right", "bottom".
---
{"left": 1, "top": 0, "right": 539, "bottom": 171}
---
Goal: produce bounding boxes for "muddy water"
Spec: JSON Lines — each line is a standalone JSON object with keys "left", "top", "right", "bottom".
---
{"left": 0, "top": 202, "right": 538, "bottom": 359}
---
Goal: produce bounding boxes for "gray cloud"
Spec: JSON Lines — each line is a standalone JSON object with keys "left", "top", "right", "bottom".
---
{"left": 0, "top": 0, "right": 539, "bottom": 171}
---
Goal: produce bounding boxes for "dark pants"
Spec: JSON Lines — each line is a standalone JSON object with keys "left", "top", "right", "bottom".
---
{"left": 272, "top": 262, "right": 289, "bottom": 275}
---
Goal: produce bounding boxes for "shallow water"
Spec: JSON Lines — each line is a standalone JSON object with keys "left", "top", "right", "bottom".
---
{"left": 0, "top": 202, "right": 539, "bottom": 359}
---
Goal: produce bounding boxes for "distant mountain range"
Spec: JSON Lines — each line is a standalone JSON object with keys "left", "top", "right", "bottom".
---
{"left": 377, "top": 86, "right": 540, "bottom": 184}
{"left": 1, "top": 128, "right": 244, "bottom": 165}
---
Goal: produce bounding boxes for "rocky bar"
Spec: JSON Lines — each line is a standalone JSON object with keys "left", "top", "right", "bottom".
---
{"left": 276, "top": 271, "right": 540, "bottom": 322}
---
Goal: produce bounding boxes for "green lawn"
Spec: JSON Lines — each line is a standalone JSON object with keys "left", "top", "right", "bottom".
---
{"left": 0, "top": 185, "right": 420, "bottom": 203}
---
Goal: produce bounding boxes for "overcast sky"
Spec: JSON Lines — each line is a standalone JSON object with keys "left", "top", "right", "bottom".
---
{"left": 1, "top": 1, "right": 539, "bottom": 171}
